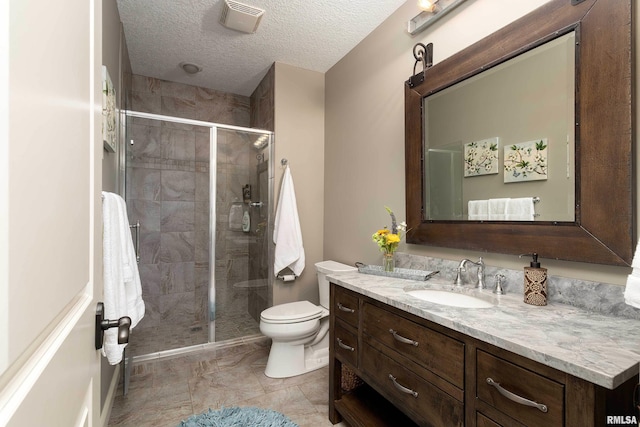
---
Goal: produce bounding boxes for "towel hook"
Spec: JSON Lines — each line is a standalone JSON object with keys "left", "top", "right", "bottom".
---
{"left": 281, "top": 158, "right": 288, "bottom": 167}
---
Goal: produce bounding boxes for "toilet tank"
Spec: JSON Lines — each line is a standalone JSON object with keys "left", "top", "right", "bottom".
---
{"left": 315, "top": 261, "right": 358, "bottom": 309}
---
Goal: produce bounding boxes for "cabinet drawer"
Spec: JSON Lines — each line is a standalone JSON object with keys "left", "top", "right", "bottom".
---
{"left": 477, "top": 350, "right": 564, "bottom": 427}
{"left": 476, "top": 412, "right": 503, "bottom": 427}
{"left": 361, "top": 341, "right": 464, "bottom": 427}
{"left": 333, "top": 285, "right": 359, "bottom": 327}
{"left": 362, "top": 302, "right": 464, "bottom": 388}
{"left": 334, "top": 319, "right": 357, "bottom": 366}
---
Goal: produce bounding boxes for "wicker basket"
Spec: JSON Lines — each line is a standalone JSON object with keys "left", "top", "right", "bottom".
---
{"left": 341, "top": 365, "right": 363, "bottom": 392}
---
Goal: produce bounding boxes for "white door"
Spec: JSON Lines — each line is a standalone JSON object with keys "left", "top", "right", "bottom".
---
{"left": 0, "top": 0, "right": 105, "bottom": 426}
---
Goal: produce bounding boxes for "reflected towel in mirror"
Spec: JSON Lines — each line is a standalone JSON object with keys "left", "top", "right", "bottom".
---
{"left": 468, "top": 200, "right": 488, "bottom": 220}
{"left": 488, "top": 198, "right": 508, "bottom": 220}
{"left": 505, "top": 197, "right": 535, "bottom": 221}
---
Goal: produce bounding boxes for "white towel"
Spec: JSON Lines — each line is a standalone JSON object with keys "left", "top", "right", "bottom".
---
{"left": 273, "top": 166, "right": 305, "bottom": 276}
{"left": 505, "top": 197, "right": 535, "bottom": 221}
{"left": 488, "top": 198, "right": 508, "bottom": 220}
{"left": 631, "top": 240, "right": 640, "bottom": 269}
{"left": 625, "top": 239, "right": 640, "bottom": 308}
{"left": 468, "top": 200, "right": 488, "bottom": 220}
{"left": 624, "top": 273, "right": 640, "bottom": 309}
{"left": 102, "top": 192, "right": 145, "bottom": 365}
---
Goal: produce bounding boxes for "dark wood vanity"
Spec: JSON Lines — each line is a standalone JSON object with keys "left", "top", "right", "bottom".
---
{"left": 329, "top": 284, "right": 636, "bottom": 427}
{"left": 335, "top": 0, "right": 638, "bottom": 422}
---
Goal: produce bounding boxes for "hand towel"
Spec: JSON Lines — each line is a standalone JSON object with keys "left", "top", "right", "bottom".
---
{"left": 102, "top": 192, "right": 145, "bottom": 365}
{"left": 488, "top": 198, "right": 508, "bottom": 220}
{"left": 468, "top": 200, "right": 488, "bottom": 221}
{"left": 631, "top": 239, "right": 640, "bottom": 269}
{"left": 624, "top": 273, "right": 640, "bottom": 309}
{"left": 505, "top": 197, "right": 535, "bottom": 221}
{"left": 273, "top": 166, "right": 305, "bottom": 276}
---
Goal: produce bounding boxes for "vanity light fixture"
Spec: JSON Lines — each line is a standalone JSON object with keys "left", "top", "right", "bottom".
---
{"left": 417, "top": 0, "right": 439, "bottom": 13}
{"left": 408, "top": 0, "right": 467, "bottom": 35}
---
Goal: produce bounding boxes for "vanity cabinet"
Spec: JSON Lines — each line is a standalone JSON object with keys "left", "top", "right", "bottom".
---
{"left": 475, "top": 350, "right": 564, "bottom": 426}
{"left": 360, "top": 302, "right": 464, "bottom": 426}
{"left": 329, "top": 283, "right": 636, "bottom": 427}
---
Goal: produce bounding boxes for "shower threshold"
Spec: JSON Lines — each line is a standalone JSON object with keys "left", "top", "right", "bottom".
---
{"left": 130, "top": 333, "right": 267, "bottom": 364}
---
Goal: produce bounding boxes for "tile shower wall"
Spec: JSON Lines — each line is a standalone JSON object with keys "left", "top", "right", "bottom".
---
{"left": 126, "top": 75, "right": 263, "bottom": 355}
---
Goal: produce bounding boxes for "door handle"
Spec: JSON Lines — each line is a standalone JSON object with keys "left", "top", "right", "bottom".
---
{"left": 95, "top": 302, "right": 131, "bottom": 350}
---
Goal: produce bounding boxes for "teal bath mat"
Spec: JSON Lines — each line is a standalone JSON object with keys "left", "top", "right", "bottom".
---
{"left": 177, "top": 406, "right": 299, "bottom": 427}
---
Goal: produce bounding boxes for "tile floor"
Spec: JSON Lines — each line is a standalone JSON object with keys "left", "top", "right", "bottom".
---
{"left": 107, "top": 337, "right": 347, "bottom": 427}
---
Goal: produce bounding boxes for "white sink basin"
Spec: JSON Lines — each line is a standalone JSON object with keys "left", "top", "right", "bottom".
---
{"left": 406, "top": 289, "right": 494, "bottom": 308}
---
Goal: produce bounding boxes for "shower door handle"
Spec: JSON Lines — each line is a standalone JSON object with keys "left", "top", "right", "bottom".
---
{"left": 95, "top": 302, "right": 131, "bottom": 350}
{"left": 129, "top": 222, "right": 140, "bottom": 263}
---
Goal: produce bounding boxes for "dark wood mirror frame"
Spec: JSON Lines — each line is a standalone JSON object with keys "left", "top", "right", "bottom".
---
{"left": 405, "top": 0, "right": 634, "bottom": 266}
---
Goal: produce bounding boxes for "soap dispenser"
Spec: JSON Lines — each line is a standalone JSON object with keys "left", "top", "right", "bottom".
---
{"left": 241, "top": 210, "right": 251, "bottom": 233}
{"left": 520, "top": 253, "right": 548, "bottom": 306}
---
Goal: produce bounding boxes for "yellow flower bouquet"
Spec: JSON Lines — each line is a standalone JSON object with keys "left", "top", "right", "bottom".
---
{"left": 372, "top": 207, "right": 407, "bottom": 271}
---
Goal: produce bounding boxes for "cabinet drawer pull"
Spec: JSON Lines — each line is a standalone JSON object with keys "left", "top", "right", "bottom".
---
{"left": 389, "top": 374, "right": 418, "bottom": 398}
{"left": 336, "top": 338, "right": 355, "bottom": 352}
{"left": 389, "top": 329, "right": 419, "bottom": 346}
{"left": 486, "top": 378, "right": 548, "bottom": 413}
{"left": 337, "top": 302, "right": 355, "bottom": 313}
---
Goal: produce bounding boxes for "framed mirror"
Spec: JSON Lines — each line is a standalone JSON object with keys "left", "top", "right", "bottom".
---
{"left": 405, "top": 0, "right": 634, "bottom": 266}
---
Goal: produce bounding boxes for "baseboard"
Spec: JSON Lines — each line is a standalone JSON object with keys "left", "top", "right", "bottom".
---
{"left": 99, "top": 362, "right": 121, "bottom": 427}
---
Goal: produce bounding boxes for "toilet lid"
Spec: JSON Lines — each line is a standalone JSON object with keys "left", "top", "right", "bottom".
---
{"left": 261, "top": 301, "right": 323, "bottom": 323}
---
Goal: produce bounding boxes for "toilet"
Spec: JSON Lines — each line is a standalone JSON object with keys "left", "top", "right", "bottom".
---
{"left": 260, "top": 260, "right": 357, "bottom": 378}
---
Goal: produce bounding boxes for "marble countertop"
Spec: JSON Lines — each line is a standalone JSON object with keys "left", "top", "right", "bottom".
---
{"left": 328, "top": 271, "right": 640, "bottom": 389}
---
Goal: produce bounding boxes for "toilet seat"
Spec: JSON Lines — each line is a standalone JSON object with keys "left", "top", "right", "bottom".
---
{"left": 261, "top": 301, "right": 324, "bottom": 324}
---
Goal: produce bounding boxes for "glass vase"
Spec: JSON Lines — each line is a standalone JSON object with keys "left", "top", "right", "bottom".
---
{"left": 382, "top": 253, "right": 395, "bottom": 272}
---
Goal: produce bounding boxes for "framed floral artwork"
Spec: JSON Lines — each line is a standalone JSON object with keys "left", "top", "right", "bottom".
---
{"left": 504, "top": 139, "right": 548, "bottom": 183}
{"left": 102, "top": 66, "right": 117, "bottom": 153}
{"left": 464, "top": 137, "right": 499, "bottom": 177}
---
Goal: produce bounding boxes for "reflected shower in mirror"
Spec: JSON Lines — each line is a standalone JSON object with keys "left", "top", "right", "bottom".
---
{"left": 424, "top": 32, "right": 575, "bottom": 222}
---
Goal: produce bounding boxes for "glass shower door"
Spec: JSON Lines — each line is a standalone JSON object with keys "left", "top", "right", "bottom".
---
{"left": 125, "top": 113, "right": 212, "bottom": 355}
{"left": 124, "top": 110, "right": 273, "bottom": 357}
{"left": 211, "top": 128, "right": 272, "bottom": 342}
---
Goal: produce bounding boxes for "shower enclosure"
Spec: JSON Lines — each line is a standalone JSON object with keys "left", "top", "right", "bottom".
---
{"left": 124, "top": 111, "right": 273, "bottom": 356}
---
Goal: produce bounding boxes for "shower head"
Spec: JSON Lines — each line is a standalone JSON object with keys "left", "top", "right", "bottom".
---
{"left": 252, "top": 135, "right": 269, "bottom": 150}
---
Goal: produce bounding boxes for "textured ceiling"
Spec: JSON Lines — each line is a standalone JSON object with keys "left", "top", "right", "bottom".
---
{"left": 116, "top": 0, "right": 408, "bottom": 96}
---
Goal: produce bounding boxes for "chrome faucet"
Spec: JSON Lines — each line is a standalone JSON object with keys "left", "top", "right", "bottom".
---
{"left": 453, "top": 257, "right": 486, "bottom": 289}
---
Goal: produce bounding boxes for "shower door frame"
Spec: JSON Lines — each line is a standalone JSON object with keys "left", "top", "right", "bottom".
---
{"left": 125, "top": 110, "right": 274, "bottom": 346}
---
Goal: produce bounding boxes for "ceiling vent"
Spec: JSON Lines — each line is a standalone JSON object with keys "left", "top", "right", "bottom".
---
{"left": 220, "top": 0, "right": 265, "bottom": 34}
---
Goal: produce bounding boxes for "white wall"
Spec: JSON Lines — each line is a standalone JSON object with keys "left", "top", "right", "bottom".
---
{"left": 325, "top": 0, "right": 637, "bottom": 285}
{"left": 273, "top": 63, "right": 325, "bottom": 305}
